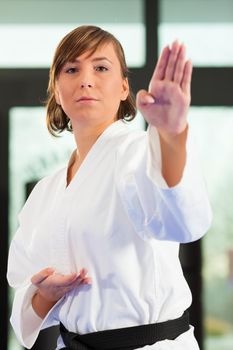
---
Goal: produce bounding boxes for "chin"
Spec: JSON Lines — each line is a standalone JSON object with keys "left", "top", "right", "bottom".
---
{"left": 70, "top": 115, "right": 115, "bottom": 127}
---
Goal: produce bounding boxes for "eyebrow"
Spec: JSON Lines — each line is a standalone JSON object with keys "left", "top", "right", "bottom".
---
{"left": 70, "top": 57, "right": 113, "bottom": 64}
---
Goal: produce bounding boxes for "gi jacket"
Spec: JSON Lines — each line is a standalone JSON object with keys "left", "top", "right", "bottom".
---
{"left": 7, "top": 120, "right": 212, "bottom": 349}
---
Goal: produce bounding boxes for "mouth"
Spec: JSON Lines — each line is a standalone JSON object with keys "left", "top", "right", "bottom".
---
{"left": 77, "top": 96, "right": 99, "bottom": 102}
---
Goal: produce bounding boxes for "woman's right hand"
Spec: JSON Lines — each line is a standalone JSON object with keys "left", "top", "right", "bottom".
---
{"left": 31, "top": 267, "right": 91, "bottom": 318}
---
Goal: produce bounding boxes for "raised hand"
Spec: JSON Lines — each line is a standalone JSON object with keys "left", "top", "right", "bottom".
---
{"left": 31, "top": 267, "right": 91, "bottom": 318}
{"left": 136, "top": 41, "right": 192, "bottom": 136}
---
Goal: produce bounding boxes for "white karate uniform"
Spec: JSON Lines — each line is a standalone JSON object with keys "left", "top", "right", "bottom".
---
{"left": 7, "top": 120, "right": 212, "bottom": 350}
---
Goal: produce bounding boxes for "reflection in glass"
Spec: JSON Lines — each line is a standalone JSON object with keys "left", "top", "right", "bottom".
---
{"left": 159, "top": 23, "right": 233, "bottom": 67}
{"left": 189, "top": 107, "right": 233, "bottom": 350}
{"left": 0, "top": 23, "right": 145, "bottom": 68}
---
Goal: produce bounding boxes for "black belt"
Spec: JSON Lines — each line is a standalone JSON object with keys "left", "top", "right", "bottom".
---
{"left": 59, "top": 310, "right": 189, "bottom": 350}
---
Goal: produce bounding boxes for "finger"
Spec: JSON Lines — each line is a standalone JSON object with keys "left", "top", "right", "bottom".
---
{"left": 51, "top": 272, "right": 78, "bottom": 287}
{"left": 79, "top": 269, "right": 92, "bottom": 285}
{"left": 181, "top": 60, "right": 193, "bottom": 95}
{"left": 71, "top": 275, "right": 92, "bottom": 287}
{"left": 173, "top": 44, "right": 186, "bottom": 85}
{"left": 165, "top": 40, "right": 180, "bottom": 81}
{"left": 31, "top": 267, "right": 54, "bottom": 285}
{"left": 64, "top": 273, "right": 93, "bottom": 294}
{"left": 136, "top": 89, "right": 155, "bottom": 108}
{"left": 82, "top": 277, "right": 92, "bottom": 284}
{"left": 151, "top": 45, "right": 170, "bottom": 81}
{"left": 68, "top": 276, "right": 93, "bottom": 292}
{"left": 79, "top": 268, "right": 88, "bottom": 278}
{"left": 61, "top": 276, "right": 92, "bottom": 295}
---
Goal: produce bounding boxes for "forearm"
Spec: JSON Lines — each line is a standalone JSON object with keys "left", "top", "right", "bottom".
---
{"left": 159, "top": 125, "right": 188, "bottom": 187}
{"left": 32, "top": 291, "right": 57, "bottom": 319}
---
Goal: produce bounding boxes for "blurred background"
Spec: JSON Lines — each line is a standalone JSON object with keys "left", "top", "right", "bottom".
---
{"left": 0, "top": 0, "right": 233, "bottom": 349}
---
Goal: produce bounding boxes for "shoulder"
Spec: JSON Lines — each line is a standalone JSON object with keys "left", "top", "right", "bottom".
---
{"left": 114, "top": 121, "right": 147, "bottom": 150}
{"left": 112, "top": 123, "right": 149, "bottom": 179}
{"left": 27, "top": 167, "right": 66, "bottom": 198}
{"left": 18, "top": 167, "right": 66, "bottom": 222}
{"left": 35, "top": 167, "right": 66, "bottom": 189}
{"left": 116, "top": 122, "right": 147, "bottom": 153}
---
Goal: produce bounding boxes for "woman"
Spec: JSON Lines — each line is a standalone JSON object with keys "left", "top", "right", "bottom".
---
{"left": 7, "top": 25, "right": 212, "bottom": 350}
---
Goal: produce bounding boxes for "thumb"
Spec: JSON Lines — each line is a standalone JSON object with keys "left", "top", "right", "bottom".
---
{"left": 31, "top": 267, "right": 55, "bottom": 285}
{"left": 136, "top": 89, "right": 155, "bottom": 109}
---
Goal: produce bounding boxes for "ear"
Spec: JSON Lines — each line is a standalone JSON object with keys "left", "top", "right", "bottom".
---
{"left": 121, "top": 78, "right": 129, "bottom": 101}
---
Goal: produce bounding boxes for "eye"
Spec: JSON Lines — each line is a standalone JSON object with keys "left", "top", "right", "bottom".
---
{"left": 95, "top": 66, "right": 108, "bottom": 72}
{"left": 65, "top": 67, "right": 77, "bottom": 74}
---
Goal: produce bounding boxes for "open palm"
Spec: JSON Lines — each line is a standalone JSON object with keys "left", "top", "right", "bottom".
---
{"left": 136, "top": 41, "right": 192, "bottom": 136}
{"left": 31, "top": 267, "right": 91, "bottom": 303}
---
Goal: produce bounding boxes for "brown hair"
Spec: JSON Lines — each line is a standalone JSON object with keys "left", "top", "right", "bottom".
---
{"left": 46, "top": 25, "right": 136, "bottom": 136}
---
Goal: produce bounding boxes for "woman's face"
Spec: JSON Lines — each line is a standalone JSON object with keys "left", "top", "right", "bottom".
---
{"left": 55, "top": 42, "right": 129, "bottom": 128}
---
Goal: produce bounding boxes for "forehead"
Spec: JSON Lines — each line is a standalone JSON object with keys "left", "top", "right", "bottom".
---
{"left": 72, "top": 42, "right": 120, "bottom": 64}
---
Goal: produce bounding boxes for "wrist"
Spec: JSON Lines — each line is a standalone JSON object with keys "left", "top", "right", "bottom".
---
{"left": 158, "top": 124, "right": 188, "bottom": 150}
{"left": 32, "top": 291, "right": 57, "bottom": 319}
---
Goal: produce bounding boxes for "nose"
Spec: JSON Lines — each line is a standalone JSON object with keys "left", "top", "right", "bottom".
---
{"left": 81, "top": 83, "right": 92, "bottom": 88}
{"left": 79, "top": 69, "right": 94, "bottom": 89}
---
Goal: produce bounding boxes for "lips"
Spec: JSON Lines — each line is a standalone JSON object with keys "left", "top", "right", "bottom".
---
{"left": 77, "top": 96, "right": 98, "bottom": 102}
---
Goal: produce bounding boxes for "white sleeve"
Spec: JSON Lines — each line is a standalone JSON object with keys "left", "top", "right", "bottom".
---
{"left": 117, "top": 124, "right": 213, "bottom": 243}
{"left": 7, "top": 181, "right": 63, "bottom": 348}
{"left": 9, "top": 279, "right": 64, "bottom": 348}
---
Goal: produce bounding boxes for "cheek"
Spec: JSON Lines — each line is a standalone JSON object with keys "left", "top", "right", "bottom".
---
{"left": 56, "top": 78, "right": 74, "bottom": 101}
{"left": 58, "top": 88, "right": 74, "bottom": 107}
{"left": 104, "top": 78, "right": 125, "bottom": 99}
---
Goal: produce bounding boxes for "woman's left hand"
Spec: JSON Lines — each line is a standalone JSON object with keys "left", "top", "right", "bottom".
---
{"left": 136, "top": 41, "right": 192, "bottom": 137}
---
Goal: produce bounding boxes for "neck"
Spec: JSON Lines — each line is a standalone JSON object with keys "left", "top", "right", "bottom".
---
{"left": 72, "top": 118, "right": 116, "bottom": 161}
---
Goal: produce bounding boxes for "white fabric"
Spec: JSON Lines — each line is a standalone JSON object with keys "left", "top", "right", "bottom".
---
{"left": 7, "top": 120, "right": 212, "bottom": 349}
